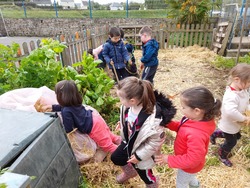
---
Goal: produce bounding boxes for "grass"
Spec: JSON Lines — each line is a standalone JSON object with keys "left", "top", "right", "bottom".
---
{"left": 0, "top": 6, "right": 168, "bottom": 18}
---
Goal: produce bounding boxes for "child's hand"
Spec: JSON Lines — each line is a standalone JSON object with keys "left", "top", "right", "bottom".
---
{"left": 127, "top": 155, "right": 139, "bottom": 164}
{"left": 154, "top": 154, "right": 168, "bottom": 165}
{"left": 41, "top": 104, "right": 52, "bottom": 112}
{"left": 140, "top": 62, "right": 144, "bottom": 70}
{"left": 128, "top": 60, "right": 132, "bottom": 65}
{"left": 115, "top": 121, "right": 121, "bottom": 131}
{"left": 110, "top": 60, "right": 114, "bottom": 66}
{"left": 245, "top": 117, "right": 250, "bottom": 126}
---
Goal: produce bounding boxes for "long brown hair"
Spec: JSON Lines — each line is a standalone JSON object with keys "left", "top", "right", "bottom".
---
{"left": 55, "top": 80, "right": 82, "bottom": 107}
{"left": 117, "top": 77, "right": 155, "bottom": 114}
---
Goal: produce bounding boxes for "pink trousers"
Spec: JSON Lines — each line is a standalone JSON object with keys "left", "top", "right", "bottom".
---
{"left": 88, "top": 111, "right": 120, "bottom": 153}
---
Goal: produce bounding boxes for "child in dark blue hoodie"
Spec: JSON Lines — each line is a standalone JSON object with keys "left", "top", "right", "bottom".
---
{"left": 102, "top": 27, "right": 132, "bottom": 81}
{"left": 139, "top": 26, "right": 159, "bottom": 84}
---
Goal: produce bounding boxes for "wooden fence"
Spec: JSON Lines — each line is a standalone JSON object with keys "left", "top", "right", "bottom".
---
{"left": 15, "top": 23, "right": 216, "bottom": 67}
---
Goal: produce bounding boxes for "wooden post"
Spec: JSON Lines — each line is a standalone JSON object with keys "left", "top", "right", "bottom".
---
{"left": 91, "top": 33, "right": 96, "bottom": 49}
{"left": 236, "top": 1, "right": 248, "bottom": 64}
{"left": 159, "top": 29, "right": 164, "bottom": 49}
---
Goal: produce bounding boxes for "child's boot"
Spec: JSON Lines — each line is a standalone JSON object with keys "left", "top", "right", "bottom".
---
{"left": 189, "top": 181, "right": 200, "bottom": 188}
{"left": 210, "top": 129, "right": 224, "bottom": 145}
{"left": 116, "top": 163, "right": 137, "bottom": 183}
{"left": 218, "top": 147, "right": 232, "bottom": 167}
{"left": 145, "top": 177, "right": 159, "bottom": 188}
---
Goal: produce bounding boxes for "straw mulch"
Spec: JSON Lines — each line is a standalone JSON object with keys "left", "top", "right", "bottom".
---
{"left": 80, "top": 45, "right": 250, "bottom": 188}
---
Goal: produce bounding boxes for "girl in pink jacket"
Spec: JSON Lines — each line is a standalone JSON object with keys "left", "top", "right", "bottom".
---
{"left": 155, "top": 86, "right": 221, "bottom": 188}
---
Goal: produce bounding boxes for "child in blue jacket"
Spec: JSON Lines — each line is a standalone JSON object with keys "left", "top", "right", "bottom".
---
{"left": 139, "top": 26, "right": 159, "bottom": 84}
{"left": 102, "top": 27, "right": 132, "bottom": 81}
{"left": 120, "top": 28, "right": 139, "bottom": 78}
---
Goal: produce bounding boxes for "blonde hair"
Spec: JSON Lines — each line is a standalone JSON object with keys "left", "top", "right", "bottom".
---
{"left": 139, "top": 26, "right": 152, "bottom": 36}
{"left": 228, "top": 63, "right": 250, "bottom": 85}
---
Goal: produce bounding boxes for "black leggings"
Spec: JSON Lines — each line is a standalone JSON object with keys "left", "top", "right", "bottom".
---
{"left": 221, "top": 132, "right": 241, "bottom": 152}
{"left": 111, "top": 142, "right": 157, "bottom": 184}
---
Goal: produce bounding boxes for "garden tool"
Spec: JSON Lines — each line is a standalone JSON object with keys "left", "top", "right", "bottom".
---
{"left": 110, "top": 60, "right": 119, "bottom": 83}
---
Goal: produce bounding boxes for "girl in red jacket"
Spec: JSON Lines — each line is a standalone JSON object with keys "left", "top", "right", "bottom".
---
{"left": 155, "top": 86, "right": 221, "bottom": 188}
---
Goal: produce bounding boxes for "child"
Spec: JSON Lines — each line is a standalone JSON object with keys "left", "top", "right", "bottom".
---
{"left": 102, "top": 27, "right": 132, "bottom": 81}
{"left": 210, "top": 63, "right": 250, "bottom": 167}
{"left": 87, "top": 45, "right": 106, "bottom": 69}
{"left": 41, "top": 80, "right": 121, "bottom": 155}
{"left": 120, "top": 28, "right": 139, "bottom": 77}
{"left": 111, "top": 76, "right": 176, "bottom": 187}
{"left": 139, "top": 26, "right": 159, "bottom": 83}
{"left": 155, "top": 86, "right": 221, "bottom": 188}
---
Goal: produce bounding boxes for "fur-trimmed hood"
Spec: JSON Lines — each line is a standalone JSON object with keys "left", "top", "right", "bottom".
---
{"left": 154, "top": 90, "right": 177, "bottom": 126}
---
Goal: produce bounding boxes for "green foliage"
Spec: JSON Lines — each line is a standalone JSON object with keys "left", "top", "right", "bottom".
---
{"left": 0, "top": 43, "right": 20, "bottom": 94}
{"left": 211, "top": 53, "right": 250, "bottom": 70}
{"left": 0, "top": 7, "right": 168, "bottom": 18}
{"left": 17, "top": 38, "right": 66, "bottom": 89}
{"left": 210, "top": 56, "right": 236, "bottom": 69}
{"left": 71, "top": 52, "right": 118, "bottom": 116}
{"left": 166, "top": 0, "right": 221, "bottom": 24}
{"left": 239, "top": 53, "right": 250, "bottom": 64}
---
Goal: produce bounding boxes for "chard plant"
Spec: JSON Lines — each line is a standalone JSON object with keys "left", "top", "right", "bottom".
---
{"left": 72, "top": 52, "right": 119, "bottom": 117}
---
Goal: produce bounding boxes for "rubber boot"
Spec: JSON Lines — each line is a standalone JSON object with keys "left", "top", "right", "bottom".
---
{"left": 116, "top": 163, "right": 137, "bottom": 184}
{"left": 210, "top": 129, "right": 224, "bottom": 145}
{"left": 146, "top": 177, "right": 159, "bottom": 188}
{"left": 218, "top": 147, "right": 232, "bottom": 167}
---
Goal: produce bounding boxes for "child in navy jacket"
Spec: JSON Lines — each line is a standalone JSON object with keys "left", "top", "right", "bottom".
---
{"left": 102, "top": 27, "right": 132, "bottom": 81}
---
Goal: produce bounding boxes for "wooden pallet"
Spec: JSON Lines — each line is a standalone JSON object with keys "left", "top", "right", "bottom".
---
{"left": 212, "top": 22, "right": 233, "bottom": 56}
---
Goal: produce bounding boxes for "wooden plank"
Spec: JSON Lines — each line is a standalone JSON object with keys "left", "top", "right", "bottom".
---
{"left": 22, "top": 42, "right": 29, "bottom": 55}
{"left": 203, "top": 24, "right": 209, "bottom": 47}
{"left": 213, "top": 42, "right": 222, "bottom": 48}
{"left": 0, "top": 109, "right": 54, "bottom": 168}
{"left": 30, "top": 40, "right": 36, "bottom": 51}
{"left": 218, "top": 22, "right": 229, "bottom": 27}
{"left": 198, "top": 24, "right": 204, "bottom": 46}
{"left": 189, "top": 24, "right": 195, "bottom": 46}
{"left": 194, "top": 24, "right": 199, "bottom": 45}
{"left": 218, "top": 22, "right": 233, "bottom": 56}
{"left": 216, "top": 33, "right": 226, "bottom": 37}
{"left": 184, "top": 24, "right": 189, "bottom": 47}
{"left": 180, "top": 24, "right": 185, "bottom": 47}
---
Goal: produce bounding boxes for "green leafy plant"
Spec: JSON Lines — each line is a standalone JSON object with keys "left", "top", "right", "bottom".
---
{"left": 210, "top": 56, "right": 236, "bottom": 69}
{"left": 0, "top": 43, "right": 20, "bottom": 94}
{"left": 211, "top": 53, "right": 250, "bottom": 70}
{"left": 17, "top": 38, "right": 66, "bottom": 89}
{"left": 72, "top": 52, "right": 118, "bottom": 115}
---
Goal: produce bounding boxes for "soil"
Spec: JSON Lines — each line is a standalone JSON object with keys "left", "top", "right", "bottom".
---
{"left": 80, "top": 45, "right": 250, "bottom": 188}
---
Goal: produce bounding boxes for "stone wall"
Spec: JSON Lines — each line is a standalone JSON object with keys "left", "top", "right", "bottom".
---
{"left": 1, "top": 18, "right": 171, "bottom": 37}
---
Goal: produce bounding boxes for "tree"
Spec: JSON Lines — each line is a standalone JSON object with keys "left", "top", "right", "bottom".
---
{"left": 166, "top": 0, "right": 222, "bottom": 24}
{"left": 145, "top": 0, "right": 167, "bottom": 9}
{"left": 129, "top": 2, "right": 141, "bottom": 10}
